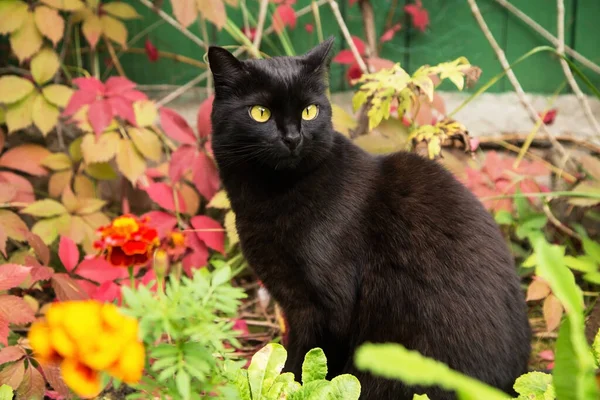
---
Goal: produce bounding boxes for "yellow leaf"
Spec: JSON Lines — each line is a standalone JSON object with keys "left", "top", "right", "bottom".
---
{"left": 116, "top": 139, "right": 146, "bottom": 184}
{"left": 101, "top": 15, "right": 127, "bottom": 47}
{"left": 331, "top": 104, "right": 356, "bottom": 137}
{"left": 207, "top": 190, "right": 230, "bottom": 209}
{"left": 34, "top": 6, "right": 64, "bottom": 45}
{"left": 82, "top": 14, "right": 102, "bottom": 48}
{"left": 42, "top": 84, "right": 73, "bottom": 108}
{"left": 59, "top": 214, "right": 85, "bottom": 244}
{"left": 170, "top": 0, "right": 197, "bottom": 28}
{"left": 85, "top": 162, "right": 117, "bottom": 180}
{"left": 32, "top": 217, "right": 59, "bottom": 244}
{"left": 10, "top": 11, "right": 44, "bottom": 62}
{"left": 411, "top": 73, "right": 434, "bottom": 102}
{"left": 32, "top": 93, "right": 60, "bottom": 136}
{"left": 353, "top": 132, "right": 405, "bottom": 154}
{"left": 0, "top": 209, "right": 29, "bottom": 241}
{"left": 6, "top": 92, "right": 36, "bottom": 133}
{"left": 48, "top": 170, "right": 73, "bottom": 198}
{"left": 80, "top": 212, "right": 110, "bottom": 229}
{"left": 128, "top": 127, "right": 162, "bottom": 162}
{"left": 41, "top": 152, "right": 72, "bottom": 171}
{"left": 86, "top": 0, "right": 100, "bottom": 9}
{"left": 81, "top": 132, "right": 120, "bottom": 163}
{"left": 196, "top": 0, "right": 226, "bottom": 29}
{"left": 427, "top": 136, "right": 442, "bottom": 160}
{"left": 31, "top": 46, "right": 60, "bottom": 84}
{"left": 75, "top": 198, "right": 106, "bottom": 215}
{"left": 102, "top": 2, "right": 140, "bottom": 19}
{"left": 0, "top": 75, "right": 35, "bottom": 104}
{"left": 39, "top": 0, "right": 84, "bottom": 11}
{"left": 21, "top": 199, "right": 67, "bottom": 217}
{"left": 224, "top": 210, "right": 239, "bottom": 246}
{"left": 180, "top": 183, "right": 199, "bottom": 215}
{"left": 61, "top": 185, "right": 78, "bottom": 213}
{"left": 133, "top": 100, "right": 158, "bottom": 127}
{"left": 0, "top": 0, "right": 28, "bottom": 34}
{"left": 568, "top": 181, "right": 600, "bottom": 207}
{"left": 74, "top": 174, "right": 96, "bottom": 197}
{"left": 69, "top": 136, "right": 83, "bottom": 162}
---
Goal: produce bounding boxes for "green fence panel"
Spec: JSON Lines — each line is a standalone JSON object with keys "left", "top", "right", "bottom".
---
{"left": 573, "top": 0, "right": 600, "bottom": 95}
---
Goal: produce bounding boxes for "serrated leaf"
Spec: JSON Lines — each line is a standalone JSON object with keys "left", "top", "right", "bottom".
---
{"left": 10, "top": 11, "right": 44, "bottom": 62}
{"left": 82, "top": 14, "right": 102, "bottom": 48}
{"left": 75, "top": 198, "right": 106, "bottom": 215}
{"left": 41, "top": 152, "right": 72, "bottom": 171}
{"left": 196, "top": 0, "right": 226, "bottom": 29}
{"left": 330, "top": 374, "right": 361, "bottom": 400}
{"left": 0, "top": 143, "right": 50, "bottom": 176}
{"left": 21, "top": 199, "right": 67, "bottom": 217}
{"left": 170, "top": 0, "right": 197, "bottom": 28}
{"left": 32, "top": 95, "right": 60, "bottom": 136}
{"left": 48, "top": 170, "right": 73, "bottom": 198}
{"left": 31, "top": 47, "right": 59, "bottom": 85}
{"left": 116, "top": 139, "right": 146, "bottom": 184}
{"left": 101, "top": 15, "right": 127, "bottom": 47}
{"left": 81, "top": 132, "right": 120, "bottom": 163}
{"left": 0, "top": 295, "right": 35, "bottom": 324}
{"left": 302, "top": 348, "right": 327, "bottom": 384}
{"left": 526, "top": 279, "right": 551, "bottom": 301}
{"left": 5, "top": 92, "right": 36, "bottom": 133}
{"left": 0, "top": 1, "right": 28, "bottom": 34}
{"left": 513, "top": 371, "right": 553, "bottom": 398}
{"left": 224, "top": 210, "right": 239, "bottom": 247}
{"left": 51, "top": 273, "right": 88, "bottom": 301}
{"left": 0, "top": 76, "right": 35, "bottom": 104}
{"left": 40, "top": 0, "right": 84, "bottom": 10}
{"left": 128, "top": 127, "right": 163, "bottom": 161}
{"left": 248, "top": 343, "right": 288, "bottom": 400}
{"left": 0, "top": 360, "right": 25, "bottom": 390}
{"left": 15, "top": 365, "right": 45, "bottom": 400}
{"left": 102, "top": 2, "right": 140, "bottom": 19}
{"left": 85, "top": 162, "right": 118, "bottom": 180}
{"left": 133, "top": 100, "right": 158, "bottom": 127}
{"left": 0, "top": 264, "right": 31, "bottom": 291}
{"left": 0, "top": 210, "right": 28, "bottom": 241}
{"left": 31, "top": 216, "right": 66, "bottom": 244}
{"left": 42, "top": 84, "right": 73, "bottom": 108}
{"left": 74, "top": 173, "right": 96, "bottom": 196}
{"left": 34, "top": 5, "right": 64, "bottom": 46}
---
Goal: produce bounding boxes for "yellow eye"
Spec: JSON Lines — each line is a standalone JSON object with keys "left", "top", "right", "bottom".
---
{"left": 302, "top": 104, "right": 319, "bottom": 121}
{"left": 249, "top": 105, "right": 271, "bottom": 122}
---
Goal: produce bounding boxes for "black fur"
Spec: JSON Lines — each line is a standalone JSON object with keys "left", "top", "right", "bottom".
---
{"left": 208, "top": 38, "right": 531, "bottom": 399}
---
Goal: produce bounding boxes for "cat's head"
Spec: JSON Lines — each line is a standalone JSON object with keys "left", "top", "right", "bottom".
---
{"left": 207, "top": 37, "right": 335, "bottom": 171}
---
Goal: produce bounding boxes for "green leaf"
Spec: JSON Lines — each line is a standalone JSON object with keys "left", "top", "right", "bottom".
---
{"left": 329, "top": 374, "right": 361, "bottom": 400}
{"left": 21, "top": 199, "right": 67, "bottom": 217}
{"left": 592, "top": 329, "right": 600, "bottom": 368}
{"left": 494, "top": 210, "right": 513, "bottom": 225}
{"left": 41, "top": 152, "right": 72, "bottom": 171}
{"left": 232, "top": 369, "right": 251, "bottom": 400}
{"left": 0, "top": 75, "right": 35, "bottom": 104}
{"left": 302, "top": 348, "right": 328, "bottom": 384}
{"left": 294, "top": 380, "right": 333, "bottom": 400}
{"left": 413, "top": 396, "right": 431, "bottom": 400}
{"left": 175, "top": 370, "right": 191, "bottom": 400}
{"left": 0, "top": 385, "right": 13, "bottom": 400}
{"left": 515, "top": 214, "right": 548, "bottom": 240}
{"left": 582, "top": 237, "right": 600, "bottom": 264}
{"left": 513, "top": 371, "right": 553, "bottom": 399}
{"left": 85, "top": 162, "right": 118, "bottom": 180}
{"left": 31, "top": 47, "right": 59, "bottom": 85}
{"left": 563, "top": 255, "right": 597, "bottom": 273}
{"left": 354, "top": 343, "right": 508, "bottom": 399}
{"left": 248, "top": 343, "right": 288, "bottom": 400}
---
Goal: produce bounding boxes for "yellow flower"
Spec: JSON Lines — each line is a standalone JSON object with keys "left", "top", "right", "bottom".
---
{"left": 61, "top": 358, "right": 102, "bottom": 399}
{"left": 109, "top": 341, "right": 145, "bottom": 383}
{"left": 50, "top": 327, "right": 76, "bottom": 358}
{"left": 28, "top": 321, "right": 58, "bottom": 364}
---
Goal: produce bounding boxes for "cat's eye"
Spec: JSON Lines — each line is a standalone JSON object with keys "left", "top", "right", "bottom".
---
{"left": 249, "top": 105, "right": 271, "bottom": 123}
{"left": 302, "top": 105, "right": 319, "bottom": 121}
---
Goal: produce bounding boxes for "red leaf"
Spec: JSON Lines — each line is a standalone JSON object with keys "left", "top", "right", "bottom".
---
{"left": 333, "top": 50, "right": 356, "bottom": 65}
{"left": 51, "top": 273, "right": 89, "bottom": 301}
{"left": 89, "top": 281, "right": 122, "bottom": 302}
{"left": 143, "top": 211, "right": 178, "bottom": 238}
{"left": 159, "top": 107, "right": 197, "bottom": 144}
{"left": 197, "top": 95, "right": 214, "bottom": 138}
{"left": 273, "top": 4, "right": 297, "bottom": 33}
{"left": 145, "top": 38, "right": 159, "bottom": 62}
{"left": 26, "top": 232, "right": 50, "bottom": 265}
{"left": 191, "top": 152, "right": 220, "bottom": 200}
{"left": 104, "top": 76, "right": 137, "bottom": 96}
{"left": 190, "top": 215, "right": 225, "bottom": 253}
{"left": 108, "top": 96, "right": 137, "bottom": 126}
{"left": 145, "top": 182, "right": 187, "bottom": 213}
{"left": 182, "top": 233, "right": 209, "bottom": 276}
{"left": 0, "top": 316, "right": 8, "bottom": 346}
{"left": 304, "top": 23, "right": 314, "bottom": 33}
{"left": 16, "top": 364, "right": 46, "bottom": 400}
{"left": 88, "top": 99, "right": 114, "bottom": 136}
{"left": 120, "top": 89, "right": 148, "bottom": 102}
{"left": 76, "top": 257, "right": 128, "bottom": 284}
{"left": 169, "top": 145, "right": 196, "bottom": 183}
{"left": 0, "top": 145, "right": 51, "bottom": 177}
{"left": 543, "top": 294, "right": 563, "bottom": 332}
{"left": 526, "top": 279, "right": 551, "bottom": 301}
{"left": 62, "top": 89, "right": 97, "bottom": 116}
{"left": 380, "top": 23, "right": 402, "bottom": 43}
{"left": 0, "top": 264, "right": 31, "bottom": 291}
{"left": 59, "top": 236, "right": 79, "bottom": 272}
{"left": 539, "top": 109, "right": 557, "bottom": 125}
{"left": 0, "top": 226, "right": 6, "bottom": 258}
{"left": 0, "top": 295, "right": 35, "bottom": 325}
{"left": 0, "top": 172, "right": 35, "bottom": 203}
{"left": 404, "top": 1, "right": 429, "bottom": 32}
{"left": 72, "top": 77, "right": 105, "bottom": 95}
{"left": 351, "top": 36, "right": 366, "bottom": 55}
{"left": 41, "top": 364, "right": 71, "bottom": 397}
{"left": 0, "top": 346, "right": 25, "bottom": 365}
{"left": 346, "top": 63, "right": 363, "bottom": 83}
{"left": 30, "top": 266, "right": 54, "bottom": 282}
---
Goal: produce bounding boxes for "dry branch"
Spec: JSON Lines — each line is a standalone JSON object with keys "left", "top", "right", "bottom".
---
{"left": 252, "top": 0, "right": 269, "bottom": 51}
{"left": 328, "top": 0, "right": 369, "bottom": 72}
{"left": 138, "top": 0, "right": 206, "bottom": 48}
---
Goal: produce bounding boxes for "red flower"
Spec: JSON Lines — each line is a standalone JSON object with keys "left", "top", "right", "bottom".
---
{"left": 539, "top": 109, "right": 557, "bottom": 125}
{"left": 145, "top": 38, "right": 159, "bottom": 62}
{"left": 94, "top": 215, "right": 160, "bottom": 267}
{"left": 304, "top": 23, "right": 314, "bottom": 33}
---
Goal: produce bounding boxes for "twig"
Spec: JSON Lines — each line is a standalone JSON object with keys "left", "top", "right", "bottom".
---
{"left": 103, "top": 36, "right": 127, "bottom": 77}
{"left": 327, "top": 0, "right": 368, "bottom": 72}
{"left": 494, "top": 0, "right": 600, "bottom": 76}
{"left": 466, "top": 0, "right": 571, "bottom": 164}
{"left": 358, "top": 0, "right": 377, "bottom": 57}
{"left": 56, "top": 15, "right": 73, "bottom": 84}
{"left": 263, "top": 0, "right": 328, "bottom": 37}
{"left": 198, "top": 15, "right": 212, "bottom": 96}
{"left": 556, "top": 0, "right": 600, "bottom": 137}
{"left": 138, "top": 0, "right": 206, "bottom": 48}
{"left": 477, "top": 133, "right": 600, "bottom": 155}
{"left": 543, "top": 201, "right": 580, "bottom": 240}
{"left": 252, "top": 0, "right": 269, "bottom": 51}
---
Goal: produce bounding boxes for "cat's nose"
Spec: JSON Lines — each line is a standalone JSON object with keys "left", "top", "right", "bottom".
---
{"left": 283, "top": 133, "right": 302, "bottom": 151}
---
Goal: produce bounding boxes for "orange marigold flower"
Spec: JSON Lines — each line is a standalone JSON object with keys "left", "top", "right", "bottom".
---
{"left": 61, "top": 358, "right": 102, "bottom": 399}
{"left": 94, "top": 214, "right": 160, "bottom": 267}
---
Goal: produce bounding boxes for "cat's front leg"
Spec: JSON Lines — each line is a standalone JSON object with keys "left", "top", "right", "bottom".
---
{"left": 282, "top": 328, "right": 311, "bottom": 380}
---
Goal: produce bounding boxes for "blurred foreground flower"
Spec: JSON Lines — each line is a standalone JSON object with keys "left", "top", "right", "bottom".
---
{"left": 28, "top": 300, "right": 145, "bottom": 398}
{"left": 94, "top": 214, "right": 160, "bottom": 267}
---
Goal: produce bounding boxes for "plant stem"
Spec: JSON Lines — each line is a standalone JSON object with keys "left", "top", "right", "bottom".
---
{"left": 328, "top": 0, "right": 368, "bottom": 72}
{"left": 253, "top": 0, "right": 269, "bottom": 51}
{"left": 104, "top": 36, "right": 127, "bottom": 77}
{"left": 311, "top": 0, "right": 324, "bottom": 43}
{"left": 137, "top": 0, "right": 206, "bottom": 48}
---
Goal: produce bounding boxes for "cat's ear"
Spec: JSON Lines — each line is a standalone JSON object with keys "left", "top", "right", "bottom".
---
{"left": 303, "top": 36, "right": 335, "bottom": 72}
{"left": 208, "top": 46, "right": 244, "bottom": 85}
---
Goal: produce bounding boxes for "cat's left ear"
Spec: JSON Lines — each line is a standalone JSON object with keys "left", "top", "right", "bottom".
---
{"left": 208, "top": 46, "right": 244, "bottom": 86}
{"left": 302, "top": 36, "right": 335, "bottom": 72}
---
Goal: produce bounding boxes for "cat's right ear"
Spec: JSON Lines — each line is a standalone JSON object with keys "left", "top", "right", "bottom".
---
{"left": 208, "top": 47, "right": 244, "bottom": 86}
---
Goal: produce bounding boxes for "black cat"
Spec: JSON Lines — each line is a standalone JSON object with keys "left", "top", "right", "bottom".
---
{"left": 207, "top": 38, "right": 531, "bottom": 399}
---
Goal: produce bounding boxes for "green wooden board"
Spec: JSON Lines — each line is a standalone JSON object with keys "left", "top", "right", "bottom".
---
{"left": 504, "top": 0, "right": 575, "bottom": 95}
{"left": 407, "top": 0, "right": 509, "bottom": 93}
{"left": 573, "top": 0, "right": 600, "bottom": 96}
